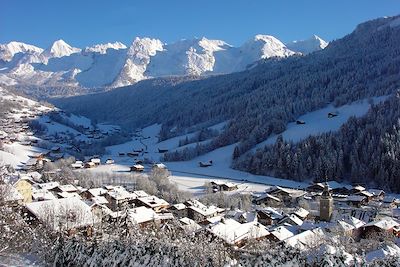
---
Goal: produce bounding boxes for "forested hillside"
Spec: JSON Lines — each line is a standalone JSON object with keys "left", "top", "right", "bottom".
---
{"left": 54, "top": 16, "right": 400, "bottom": 159}
{"left": 233, "top": 93, "right": 400, "bottom": 192}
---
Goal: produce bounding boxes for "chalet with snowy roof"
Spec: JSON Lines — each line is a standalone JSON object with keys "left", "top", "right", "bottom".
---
{"left": 362, "top": 217, "right": 400, "bottom": 238}
{"left": 369, "top": 189, "right": 385, "bottom": 199}
{"left": 127, "top": 206, "right": 158, "bottom": 227}
{"left": 266, "top": 186, "right": 306, "bottom": 204}
{"left": 31, "top": 188, "right": 57, "bottom": 201}
{"left": 354, "top": 190, "right": 374, "bottom": 201}
{"left": 168, "top": 203, "right": 187, "bottom": 218}
{"left": 278, "top": 214, "right": 304, "bottom": 227}
{"left": 128, "top": 206, "right": 173, "bottom": 227}
{"left": 350, "top": 185, "right": 366, "bottom": 194}
{"left": 254, "top": 193, "right": 282, "bottom": 206}
{"left": 336, "top": 216, "right": 365, "bottom": 240}
{"left": 382, "top": 196, "right": 397, "bottom": 208}
{"left": 25, "top": 197, "right": 100, "bottom": 234}
{"left": 179, "top": 217, "right": 202, "bottom": 233}
{"left": 256, "top": 207, "right": 284, "bottom": 226}
{"left": 105, "top": 187, "right": 137, "bottom": 211}
{"left": 292, "top": 207, "right": 310, "bottom": 220}
{"left": 50, "top": 184, "right": 78, "bottom": 194}
{"left": 307, "top": 181, "right": 346, "bottom": 193}
{"left": 210, "top": 180, "right": 238, "bottom": 192}
{"left": 135, "top": 195, "right": 169, "bottom": 212}
{"left": 207, "top": 218, "right": 270, "bottom": 247}
{"left": 130, "top": 164, "right": 144, "bottom": 172}
{"left": 199, "top": 160, "right": 213, "bottom": 167}
{"left": 269, "top": 226, "right": 295, "bottom": 242}
{"left": 84, "top": 162, "right": 96, "bottom": 168}
{"left": 57, "top": 191, "right": 82, "bottom": 199}
{"left": 71, "top": 161, "right": 84, "bottom": 169}
{"left": 90, "top": 157, "right": 101, "bottom": 165}
{"left": 185, "top": 199, "right": 224, "bottom": 222}
{"left": 345, "top": 195, "right": 368, "bottom": 207}
{"left": 132, "top": 190, "right": 149, "bottom": 198}
{"left": 37, "top": 182, "right": 59, "bottom": 191}
{"left": 283, "top": 228, "right": 325, "bottom": 251}
{"left": 80, "top": 187, "right": 108, "bottom": 200}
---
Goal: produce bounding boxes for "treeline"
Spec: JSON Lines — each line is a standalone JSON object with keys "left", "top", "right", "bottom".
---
{"left": 233, "top": 93, "right": 400, "bottom": 192}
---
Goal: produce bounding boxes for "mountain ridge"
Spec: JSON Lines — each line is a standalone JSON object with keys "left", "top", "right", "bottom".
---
{"left": 0, "top": 34, "right": 326, "bottom": 94}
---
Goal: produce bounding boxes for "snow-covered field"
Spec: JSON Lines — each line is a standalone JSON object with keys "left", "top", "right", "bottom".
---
{"left": 253, "top": 95, "right": 389, "bottom": 151}
{"left": 94, "top": 96, "right": 389, "bottom": 195}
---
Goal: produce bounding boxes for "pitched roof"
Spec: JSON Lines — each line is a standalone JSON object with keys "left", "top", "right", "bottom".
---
{"left": 270, "top": 226, "right": 295, "bottom": 241}
{"left": 364, "top": 217, "right": 400, "bottom": 230}
{"left": 293, "top": 207, "right": 310, "bottom": 219}
{"left": 284, "top": 228, "right": 325, "bottom": 251}
{"left": 208, "top": 219, "right": 269, "bottom": 245}
{"left": 137, "top": 195, "right": 169, "bottom": 208}
{"left": 128, "top": 206, "right": 157, "bottom": 224}
{"left": 25, "top": 198, "right": 100, "bottom": 231}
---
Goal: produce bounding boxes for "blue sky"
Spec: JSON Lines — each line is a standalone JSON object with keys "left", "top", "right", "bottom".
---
{"left": 1, "top": 0, "right": 399, "bottom": 48}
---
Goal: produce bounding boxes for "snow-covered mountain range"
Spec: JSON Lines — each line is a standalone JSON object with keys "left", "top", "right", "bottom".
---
{"left": 0, "top": 35, "right": 327, "bottom": 90}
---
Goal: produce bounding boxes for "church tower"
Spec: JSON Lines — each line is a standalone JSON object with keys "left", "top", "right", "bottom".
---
{"left": 320, "top": 182, "right": 333, "bottom": 221}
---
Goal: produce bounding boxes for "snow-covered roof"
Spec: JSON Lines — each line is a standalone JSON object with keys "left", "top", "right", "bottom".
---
{"left": 346, "top": 195, "right": 366, "bottom": 202}
{"left": 56, "top": 184, "right": 78, "bottom": 192}
{"left": 284, "top": 228, "right": 325, "bottom": 251}
{"left": 25, "top": 198, "right": 100, "bottom": 231}
{"left": 366, "top": 244, "right": 400, "bottom": 263}
{"left": 179, "top": 217, "right": 202, "bottom": 232}
{"left": 31, "top": 188, "right": 57, "bottom": 201}
{"left": 364, "top": 217, "right": 400, "bottom": 230}
{"left": 128, "top": 206, "right": 157, "bottom": 224}
{"left": 338, "top": 220, "right": 355, "bottom": 232}
{"left": 279, "top": 214, "right": 303, "bottom": 226}
{"left": 91, "top": 195, "right": 109, "bottom": 205}
{"left": 91, "top": 158, "right": 101, "bottom": 164}
{"left": 293, "top": 207, "right": 310, "bottom": 219}
{"left": 106, "top": 188, "right": 136, "bottom": 200}
{"left": 383, "top": 195, "right": 396, "bottom": 203}
{"left": 341, "top": 215, "right": 365, "bottom": 229}
{"left": 270, "top": 226, "right": 295, "bottom": 241}
{"left": 133, "top": 190, "right": 149, "bottom": 198}
{"left": 137, "top": 195, "right": 169, "bottom": 209}
{"left": 369, "top": 189, "right": 385, "bottom": 196}
{"left": 88, "top": 188, "right": 107, "bottom": 197}
{"left": 211, "top": 180, "right": 238, "bottom": 188}
{"left": 257, "top": 207, "right": 284, "bottom": 220}
{"left": 352, "top": 185, "right": 366, "bottom": 192}
{"left": 57, "top": 191, "right": 82, "bottom": 199}
{"left": 38, "top": 182, "right": 59, "bottom": 190}
{"left": 358, "top": 191, "right": 374, "bottom": 197}
{"left": 172, "top": 203, "right": 187, "bottom": 210}
{"left": 208, "top": 219, "right": 269, "bottom": 245}
{"left": 256, "top": 193, "right": 281, "bottom": 202}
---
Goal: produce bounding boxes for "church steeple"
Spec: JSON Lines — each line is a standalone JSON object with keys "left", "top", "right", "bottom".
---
{"left": 320, "top": 176, "right": 333, "bottom": 221}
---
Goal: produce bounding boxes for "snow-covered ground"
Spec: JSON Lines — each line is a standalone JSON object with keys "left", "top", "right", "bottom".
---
{"left": 253, "top": 95, "right": 389, "bottom": 151}
{"left": 95, "top": 97, "right": 390, "bottom": 195}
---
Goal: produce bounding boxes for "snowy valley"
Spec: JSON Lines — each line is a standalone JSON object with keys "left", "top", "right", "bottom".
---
{"left": 1, "top": 12, "right": 400, "bottom": 267}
